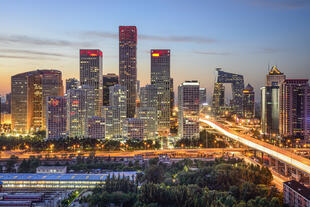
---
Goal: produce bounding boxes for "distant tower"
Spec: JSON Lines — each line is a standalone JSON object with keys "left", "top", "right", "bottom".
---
{"left": 102, "top": 73, "right": 118, "bottom": 106}
{"left": 178, "top": 81, "right": 200, "bottom": 139}
{"left": 80, "top": 49, "right": 103, "bottom": 117}
{"left": 66, "top": 78, "right": 79, "bottom": 93}
{"left": 199, "top": 88, "right": 207, "bottom": 107}
{"left": 242, "top": 84, "right": 255, "bottom": 118}
{"left": 119, "top": 26, "right": 137, "bottom": 118}
{"left": 151, "top": 49, "right": 171, "bottom": 136}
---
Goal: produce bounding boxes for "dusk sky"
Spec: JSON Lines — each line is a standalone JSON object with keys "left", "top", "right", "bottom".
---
{"left": 0, "top": 0, "right": 309, "bottom": 102}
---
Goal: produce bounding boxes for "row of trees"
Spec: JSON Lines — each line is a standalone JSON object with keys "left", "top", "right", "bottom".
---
{"left": 81, "top": 158, "right": 285, "bottom": 207}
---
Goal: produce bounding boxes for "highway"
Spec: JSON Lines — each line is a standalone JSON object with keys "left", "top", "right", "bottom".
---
{"left": 200, "top": 118, "right": 310, "bottom": 175}
{"left": 0, "top": 148, "right": 245, "bottom": 159}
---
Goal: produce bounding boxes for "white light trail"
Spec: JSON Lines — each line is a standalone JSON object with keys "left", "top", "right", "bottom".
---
{"left": 200, "top": 118, "right": 310, "bottom": 175}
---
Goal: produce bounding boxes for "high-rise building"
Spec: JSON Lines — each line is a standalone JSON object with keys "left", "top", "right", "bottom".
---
{"left": 138, "top": 84, "right": 158, "bottom": 138}
{"left": 242, "top": 84, "right": 255, "bottom": 118}
{"left": 151, "top": 49, "right": 171, "bottom": 136}
{"left": 47, "top": 96, "right": 67, "bottom": 139}
{"left": 261, "top": 66, "right": 286, "bottom": 136}
{"left": 67, "top": 88, "right": 87, "bottom": 138}
{"left": 66, "top": 78, "right": 79, "bottom": 93}
{"left": 279, "top": 79, "right": 309, "bottom": 139}
{"left": 213, "top": 68, "right": 244, "bottom": 115}
{"left": 178, "top": 81, "right": 200, "bottom": 139}
{"left": 11, "top": 70, "right": 63, "bottom": 133}
{"left": 80, "top": 49, "right": 103, "bottom": 117}
{"left": 123, "top": 118, "right": 144, "bottom": 139}
{"left": 283, "top": 180, "right": 310, "bottom": 207}
{"left": 119, "top": 26, "right": 137, "bottom": 118}
{"left": 102, "top": 73, "right": 118, "bottom": 106}
{"left": 170, "top": 78, "right": 174, "bottom": 116}
{"left": 103, "top": 84, "right": 127, "bottom": 139}
{"left": 212, "top": 83, "right": 225, "bottom": 114}
{"left": 199, "top": 88, "right": 207, "bottom": 107}
{"left": 87, "top": 116, "right": 105, "bottom": 139}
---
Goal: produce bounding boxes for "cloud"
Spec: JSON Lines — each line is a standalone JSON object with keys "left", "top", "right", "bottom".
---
{"left": 244, "top": 0, "right": 310, "bottom": 9}
{"left": 0, "top": 49, "right": 74, "bottom": 58}
{"left": 81, "top": 31, "right": 216, "bottom": 44}
{"left": 256, "top": 47, "right": 283, "bottom": 54}
{"left": 0, "top": 34, "right": 93, "bottom": 47}
{"left": 193, "top": 50, "right": 231, "bottom": 56}
{"left": 0, "top": 55, "right": 58, "bottom": 60}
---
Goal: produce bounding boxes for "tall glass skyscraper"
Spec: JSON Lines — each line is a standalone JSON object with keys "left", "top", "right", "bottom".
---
{"left": 80, "top": 49, "right": 103, "bottom": 117}
{"left": 151, "top": 49, "right": 171, "bottom": 136}
{"left": 119, "top": 26, "right": 137, "bottom": 118}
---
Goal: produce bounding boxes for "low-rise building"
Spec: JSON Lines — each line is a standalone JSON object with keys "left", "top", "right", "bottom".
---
{"left": 36, "top": 166, "right": 67, "bottom": 174}
{"left": 283, "top": 180, "right": 310, "bottom": 207}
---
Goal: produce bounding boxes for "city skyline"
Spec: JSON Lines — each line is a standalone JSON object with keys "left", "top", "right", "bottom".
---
{"left": 0, "top": 0, "right": 310, "bottom": 100}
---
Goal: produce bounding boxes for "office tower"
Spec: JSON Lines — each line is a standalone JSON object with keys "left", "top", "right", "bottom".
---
{"left": 66, "top": 78, "right": 79, "bottom": 93}
{"left": 261, "top": 66, "right": 286, "bottom": 135}
{"left": 47, "top": 96, "right": 67, "bottom": 139}
{"left": 279, "top": 79, "right": 309, "bottom": 139}
{"left": 102, "top": 73, "right": 118, "bottom": 106}
{"left": 261, "top": 86, "right": 280, "bottom": 135}
{"left": 123, "top": 118, "right": 144, "bottom": 139}
{"left": 80, "top": 49, "right": 103, "bottom": 116}
{"left": 212, "top": 83, "right": 225, "bottom": 114}
{"left": 67, "top": 88, "right": 87, "bottom": 138}
{"left": 87, "top": 116, "right": 105, "bottom": 139}
{"left": 11, "top": 70, "right": 63, "bottom": 133}
{"left": 242, "top": 84, "right": 255, "bottom": 118}
{"left": 199, "top": 88, "right": 207, "bottom": 107}
{"left": 103, "top": 84, "right": 127, "bottom": 139}
{"left": 138, "top": 84, "right": 158, "bottom": 138}
{"left": 170, "top": 78, "right": 174, "bottom": 116}
{"left": 213, "top": 68, "right": 244, "bottom": 115}
{"left": 178, "top": 81, "right": 200, "bottom": 139}
{"left": 151, "top": 49, "right": 171, "bottom": 136}
{"left": 0, "top": 97, "right": 1, "bottom": 129}
{"left": 119, "top": 26, "right": 137, "bottom": 118}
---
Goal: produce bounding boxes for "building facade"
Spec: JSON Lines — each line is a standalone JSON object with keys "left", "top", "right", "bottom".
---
{"left": 279, "top": 79, "right": 309, "bottom": 140}
{"left": 87, "top": 116, "right": 105, "bottom": 139}
{"left": 47, "top": 96, "right": 67, "bottom": 139}
{"left": 151, "top": 49, "right": 171, "bottom": 136}
{"left": 11, "top": 70, "right": 63, "bottom": 133}
{"left": 178, "top": 81, "right": 200, "bottom": 139}
{"left": 199, "top": 88, "right": 207, "bottom": 107}
{"left": 119, "top": 26, "right": 137, "bottom": 118}
{"left": 65, "top": 78, "right": 79, "bottom": 93}
{"left": 80, "top": 49, "right": 103, "bottom": 117}
{"left": 103, "top": 84, "right": 127, "bottom": 139}
{"left": 242, "top": 84, "right": 255, "bottom": 118}
{"left": 123, "top": 118, "right": 144, "bottom": 139}
{"left": 283, "top": 180, "right": 310, "bottom": 207}
{"left": 102, "top": 73, "right": 118, "bottom": 106}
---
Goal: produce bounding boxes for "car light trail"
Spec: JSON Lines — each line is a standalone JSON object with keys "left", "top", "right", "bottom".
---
{"left": 200, "top": 118, "right": 310, "bottom": 175}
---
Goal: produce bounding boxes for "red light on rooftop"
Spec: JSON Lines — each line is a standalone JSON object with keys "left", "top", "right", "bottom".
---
{"left": 80, "top": 49, "right": 102, "bottom": 57}
{"left": 151, "top": 49, "right": 170, "bottom": 57}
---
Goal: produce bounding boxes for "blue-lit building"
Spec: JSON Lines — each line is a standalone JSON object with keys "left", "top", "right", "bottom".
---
{"left": 0, "top": 172, "right": 138, "bottom": 190}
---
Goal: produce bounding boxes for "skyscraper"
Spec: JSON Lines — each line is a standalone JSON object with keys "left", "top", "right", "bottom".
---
{"left": 80, "top": 49, "right": 103, "bottom": 116}
{"left": 199, "top": 88, "right": 207, "bottom": 107}
{"left": 212, "top": 83, "right": 224, "bottom": 114}
{"left": 123, "top": 118, "right": 144, "bottom": 139}
{"left": 138, "top": 84, "right": 158, "bottom": 138}
{"left": 261, "top": 66, "right": 286, "bottom": 136}
{"left": 66, "top": 78, "right": 79, "bottom": 93}
{"left": 151, "top": 49, "right": 171, "bottom": 136}
{"left": 47, "top": 96, "right": 67, "bottom": 139}
{"left": 213, "top": 68, "right": 244, "bottom": 115}
{"left": 119, "top": 26, "right": 137, "bottom": 118}
{"left": 102, "top": 73, "right": 118, "bottom": 106}
{"left": 103, "top": 84, "right": 127, "bottom": 139}
{"left": 279, "top": 79, "right": 309, "bottom": 140}
{"left": 87, "top": 116, "right": 105, "bottom": 139}
{"left": 242, "top": 84, "right": 255, "bottom": 118}
{"left": 67, "top": 88, "right": 87, "bottom": 138}
{"left": 178, "top": 81, "right": 200, "bottom": 139}
{"left": 11, "top": 70, "right": 63, "bottom": 133}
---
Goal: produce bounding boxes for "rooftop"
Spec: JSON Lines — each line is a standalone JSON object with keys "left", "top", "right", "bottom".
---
{"left": 284, "top": 180, "right": 310, "bottom": 200}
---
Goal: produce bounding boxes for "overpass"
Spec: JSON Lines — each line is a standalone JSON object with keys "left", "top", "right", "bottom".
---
{"left": 200, "top": 118, "right": 310, "bottom": 178}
